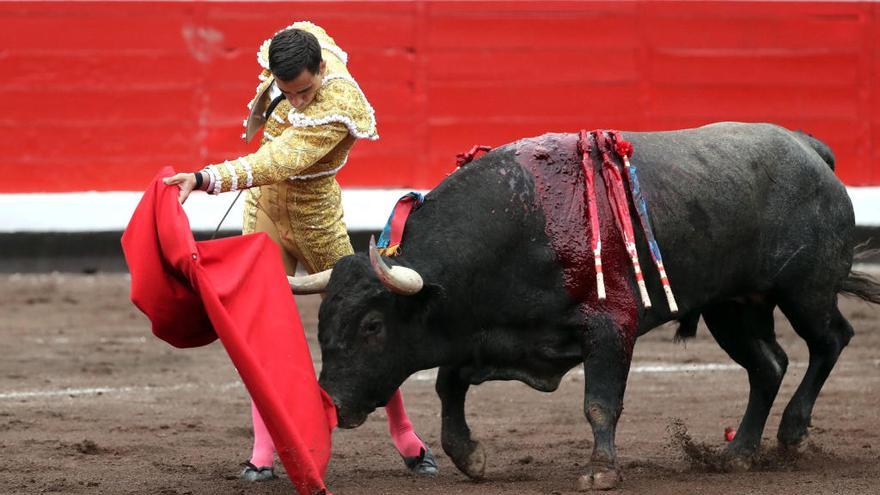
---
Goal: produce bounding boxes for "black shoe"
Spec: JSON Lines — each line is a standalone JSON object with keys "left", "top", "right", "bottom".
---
{"left": 402, "top": 446, "right": 439, "bottom": 476}
{"left": 240, "top": 461, "right": 276, "bottom": 481}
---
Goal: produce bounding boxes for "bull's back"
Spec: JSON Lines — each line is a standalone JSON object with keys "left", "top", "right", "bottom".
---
{"left": 414, "top": 122, "right": 852, "bottom": 327}
{"left": 504, "top": 122, "right": 853, "bottom": 317}
{"left": 624, "top": 122, "right": 853, "bottom": 309}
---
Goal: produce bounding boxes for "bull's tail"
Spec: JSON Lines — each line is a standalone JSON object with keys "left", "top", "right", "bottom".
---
{"left": 673, "top": 311, "right": 700, "bottom": 342}
{"left": 794, "top": 130, "right": 835, "bottom": 170}
{"left": 840, "top": 243, "right": 880, "bottom": 305}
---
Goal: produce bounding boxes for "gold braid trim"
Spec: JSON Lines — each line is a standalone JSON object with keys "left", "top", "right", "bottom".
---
{"left": 287, "top": 77, "right": 377, "bottom": 140}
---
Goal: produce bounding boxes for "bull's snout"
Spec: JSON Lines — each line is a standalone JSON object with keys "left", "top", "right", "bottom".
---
{"left": 336, "top": 406, "right": 368, "bottom": 429}
{"left": 330, "top": 396, "right": 373, "bottom": 429}
{"left": 320, "top": 371, "right": 388, "bottom": 429}
{"left": 321, "top": 385, "right": 372, "bottom": 429}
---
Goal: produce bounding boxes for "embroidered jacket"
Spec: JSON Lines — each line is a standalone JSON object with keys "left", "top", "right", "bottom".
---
{"left": 202, "top": 21, "right": 377, "bottom": 194}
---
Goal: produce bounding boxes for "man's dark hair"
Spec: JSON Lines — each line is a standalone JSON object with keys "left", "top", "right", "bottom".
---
{"left": 268, "top": 29, "right": 322, "bottom": 81}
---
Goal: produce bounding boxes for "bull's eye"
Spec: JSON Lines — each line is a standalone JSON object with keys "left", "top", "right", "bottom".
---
{"left": 359, "top": 310, "right": 386, "bottom": 343}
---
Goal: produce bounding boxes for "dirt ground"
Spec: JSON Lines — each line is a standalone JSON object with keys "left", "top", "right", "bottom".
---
{"left": 1, "top": 272, "right": 879, "bottom": 495}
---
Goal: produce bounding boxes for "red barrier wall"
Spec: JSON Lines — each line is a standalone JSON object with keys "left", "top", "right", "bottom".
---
{"left": 1, "top": 1, "right": 878, "bottom": 192}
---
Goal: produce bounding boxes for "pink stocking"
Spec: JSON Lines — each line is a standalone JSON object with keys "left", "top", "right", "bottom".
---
{"left": 385, "top": 389, "right": 425, "bottom": 457}
{"left": 248, "top": 400, "right": 276, "bottom": 468}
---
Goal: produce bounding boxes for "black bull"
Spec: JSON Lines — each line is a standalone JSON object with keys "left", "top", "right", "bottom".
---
{"left": 292, "top": 122, "right": 880, "bottom": 490}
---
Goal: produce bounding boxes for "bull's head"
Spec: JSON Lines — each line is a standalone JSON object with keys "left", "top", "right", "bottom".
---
{"left": 288, "top": 238, "right": 444, "bottom": 428}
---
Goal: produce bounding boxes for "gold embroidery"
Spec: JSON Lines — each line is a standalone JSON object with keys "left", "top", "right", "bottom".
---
{"left": 213, "top": 56, "right": 375, "bottom": 192}
{"left": 229, "top": 21, "right": 371, "bottom": 272}
{"left": 287, "top": 77, "right": 377, "bottom": 140}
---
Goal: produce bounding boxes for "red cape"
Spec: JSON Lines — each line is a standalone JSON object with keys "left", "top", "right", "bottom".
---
{"left": 121, "top": 168, "right": 336, "bottom": 495}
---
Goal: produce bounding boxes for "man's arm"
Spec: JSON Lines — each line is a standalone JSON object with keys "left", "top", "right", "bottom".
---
{"left": 210, "top": 121, "right": 349, "bottom": 192}
{"left": 164, "top": 121, "right": 349, "bottom": 203}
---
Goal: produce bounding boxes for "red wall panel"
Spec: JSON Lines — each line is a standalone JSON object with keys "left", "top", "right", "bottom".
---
{"left": 870, "top": 0, "right": 880, "bottom": 185}
{"left": 0, "top": 0, "right": 877, "bottom": 193}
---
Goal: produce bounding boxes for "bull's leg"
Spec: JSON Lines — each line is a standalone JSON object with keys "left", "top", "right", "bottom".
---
{"left": 578, "top": 314, "right": 632, "bottom": 491}
{"left": 702, "top": 301, "right": 787, "bottom": 466}
{"left": 776, "top": 302, "right": 853, "bottom": 448}
{"left": 436, "top": 365, "right": 485, "bottom": 479}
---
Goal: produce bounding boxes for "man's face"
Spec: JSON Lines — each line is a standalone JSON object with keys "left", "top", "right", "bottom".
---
{"left": 275, "top": 60, "right": 326, "bottom": 111}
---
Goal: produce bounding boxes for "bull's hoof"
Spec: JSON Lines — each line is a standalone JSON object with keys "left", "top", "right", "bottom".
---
{"left": 719, "top": 443, "right": 755, "bottom": 473}
{"left": 240, "top": 462, "right": 275, "bottom": 481}
{"left": 577, "top": 467, "right": 622, "bottom": 491}
{"left": 778, "top": 406, "right": 810, "bottom": 447}
{"left": 777, "top": 424, "right": 809, "bottom": 450}
{"left": 777, "top": 437, "right": 808, "bottom": 455}
{"left": 403, "top": 445, "right": 439, "bottom": 476}
{"left": 722, "top": 454, "right": 752, "bottom": 472}
{"left": 449, "top": 441, "right": 486, "bottom": 480}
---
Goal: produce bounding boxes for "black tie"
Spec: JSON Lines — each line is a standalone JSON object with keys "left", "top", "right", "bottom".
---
{"left": 264, "top": 94, "right": 286, "bottom": 120}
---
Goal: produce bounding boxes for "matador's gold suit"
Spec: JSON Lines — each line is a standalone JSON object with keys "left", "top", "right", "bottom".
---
{"left": 202, "top": 21, "right": 377, "bottom": 274}
{"left": 198, "top": 22, "right": 437, "bottom": 478}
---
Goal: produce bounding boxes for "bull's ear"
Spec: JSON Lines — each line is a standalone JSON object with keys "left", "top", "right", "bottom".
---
{"left": 416, "top": 283, "right": 446, "bottom": 305}
{"left": 402, "top": 282, "right": 446, "bottom": 321}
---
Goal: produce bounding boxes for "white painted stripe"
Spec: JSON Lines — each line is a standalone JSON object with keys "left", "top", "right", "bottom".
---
{"left": 0, "top": 187, "right": 878, "bottom": 233}
{"left": 0, "top": 188, "right": 429, "bottom": 233}
{"left": 0, "top": 361, "right": 822, "bottom": 401}
{"left": 0, "top": 381, "right": 242, "bottom": 400}
{"left": 406, "top": 361, "right": 807, "bottom": 382}
{"left": 629, "top": 363, "right": 740, "bottom": 373}
{"left": 846, "top": 186, "right": 880, "bottom": 226}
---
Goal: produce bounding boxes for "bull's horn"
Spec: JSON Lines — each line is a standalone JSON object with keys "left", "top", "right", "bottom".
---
{"left": 369, "top": 236, "right": 423, "bottom": 295}
{"left": 287, "top": 269, "right": 332, "bottom": 294}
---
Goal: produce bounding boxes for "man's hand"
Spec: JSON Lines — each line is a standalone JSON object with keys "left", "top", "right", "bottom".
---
{"left": 163, "top": 173, "right": 197, "bottom": 204}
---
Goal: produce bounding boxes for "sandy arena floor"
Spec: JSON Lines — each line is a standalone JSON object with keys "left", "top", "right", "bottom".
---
{"left": 1, "top": 273, "right": 879, "bottom": 495}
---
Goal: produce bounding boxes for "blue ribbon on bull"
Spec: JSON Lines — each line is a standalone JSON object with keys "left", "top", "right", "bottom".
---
{"left": 626, "top": 166, "right": 663, "bottom": 262}
{"left": 624, "top": 163, "right": 678, "bottom": 313}
{"left": 377, "top": 192, "right": 425, "bottom": 257}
